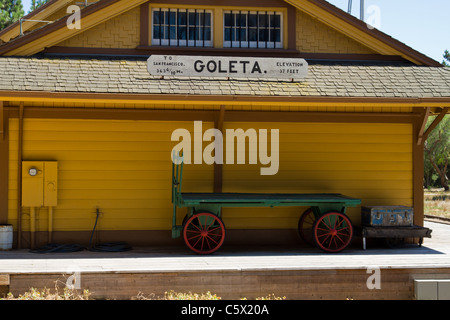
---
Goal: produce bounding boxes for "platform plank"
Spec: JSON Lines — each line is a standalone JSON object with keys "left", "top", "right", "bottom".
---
{"left": 1, "top": 222, "right": 450, "bottom": 300}
{"left": 0, "top": 222, "right": 449, "bottom": 274}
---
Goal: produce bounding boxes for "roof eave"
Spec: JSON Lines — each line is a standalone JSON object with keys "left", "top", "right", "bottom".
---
{"left": 2, "top": 90, "right": 450, "bottom": 109}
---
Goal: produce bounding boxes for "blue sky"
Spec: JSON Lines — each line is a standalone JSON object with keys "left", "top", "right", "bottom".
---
{"left": 326, "top": 0, "right": 448, "bottom": 63}
{"left": 21, "top": 0, "right": 448, "bottom": 63}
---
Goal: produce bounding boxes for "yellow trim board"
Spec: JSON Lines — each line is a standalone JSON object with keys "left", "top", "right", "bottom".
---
{"left": 0, "top": 0, "right": 74, "bottom": 43}
{"left": 1, "top": 91, "right": 450, "bottom": 109}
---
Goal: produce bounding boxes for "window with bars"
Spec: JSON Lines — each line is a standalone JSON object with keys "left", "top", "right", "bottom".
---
{"left": 223, "top": 11, "right": 282, "bottom": 48}
{"left": 152, "top": 8, "right": 213, "bottom": 47}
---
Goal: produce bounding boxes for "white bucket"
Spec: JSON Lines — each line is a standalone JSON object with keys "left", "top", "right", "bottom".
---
{"left": 0, "top": 225, "right": 13, "bottom": 250}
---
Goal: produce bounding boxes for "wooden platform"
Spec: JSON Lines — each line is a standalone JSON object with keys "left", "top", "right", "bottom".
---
{"left": 1, "top": 221, "right": 450, "bottom": 300}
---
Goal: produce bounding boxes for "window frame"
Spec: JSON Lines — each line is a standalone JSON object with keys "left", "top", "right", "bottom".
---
{"left": 223, "top": 10, "right": 283, "bottom": 49}
{"left": 151, "top": 8, "right": 214, "bottom": 47}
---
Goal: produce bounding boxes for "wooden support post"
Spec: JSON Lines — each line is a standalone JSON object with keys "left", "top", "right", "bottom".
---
{"left": 139, "top": 2, "right": 149, "bottom": 47}
{"left": 0, "top": 101, "right": 3, "bottom": 141}
{"left": 416, "top": 107, "right": 430, "bottom": 145}
{"left": 422, "top": 107, "right": 449, "bottom": 144}
{"left": 17, "top": 102, "right": 24, "bottom": 248}
{"left": 214, "top": 106, "right": 226, "bottom": 193}
{"left": 0, "top": 102, "right": 8, "bottom": 225}
{"left": 413, "top": 109, "right": 425, "bottom": 226}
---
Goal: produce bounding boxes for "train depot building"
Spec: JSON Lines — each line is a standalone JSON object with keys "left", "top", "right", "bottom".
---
{"left": 0, "top": 0, "right": 450, "bottom": 264}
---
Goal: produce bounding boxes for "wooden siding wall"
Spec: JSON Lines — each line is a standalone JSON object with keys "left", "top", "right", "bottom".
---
{"left": 295, "top": 9, "right": 376, "bottom": 54}
{"left": 8, "top": 117, "right": 413, "bottom": 232}
{"left": 57, "top": 6, "right": 141, "bottom": 48}
{"left": 8, "top": 119, "right": 213, "bottom": 232}
{"left": 222, "top": 122, "right": 413, "bottom": 229}
{"left": 54, "top": 4, "right": 376, "bottom": 55}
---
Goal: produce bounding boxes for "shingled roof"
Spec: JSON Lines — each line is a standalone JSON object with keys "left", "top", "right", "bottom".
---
{"left": 1, "top": 57, "right": 449, "bottom": 99}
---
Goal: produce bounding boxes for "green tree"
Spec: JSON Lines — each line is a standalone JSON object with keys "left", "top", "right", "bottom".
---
{"left": 30, "top": 0, "right": 49, "bottom": 12}
{"left": 0, "top": 0, "right": 24, "bottom": 30}
{"left": 424, "top": 115, "right": 450, "bottom": 191}
{"left": 443, "top": 50, "right": 450, "bottom": 67}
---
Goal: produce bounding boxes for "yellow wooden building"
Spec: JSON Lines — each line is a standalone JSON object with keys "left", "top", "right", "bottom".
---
{"left": 0, "top": 0, "right": 449, "bottom": 250}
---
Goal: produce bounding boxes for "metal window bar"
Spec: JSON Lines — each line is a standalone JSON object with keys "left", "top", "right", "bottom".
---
{"left": 230, "top": 12, "right": 233, "bottom": 48}
{"left": 184, "top": 9, "right": 188, "bottom": 47}
{"left": 233, "top": 11, "right": 237, "bottom": 48}
{"left": 265, "top": 11, "right": 268, "bottom": 48}
{"left": 175, "top": 9, "right": 180, "bottom": 47}
{"left": 238, "top": 11, "right": 242, "bottom": 48}
{"left": 159, "top": 8, "right": 162, "bottom": 45}
{"left": 203, "top": 10, "right": 206, "bottom": 47}
{"left": 168, "top": 8, "right": 171, "bottom": 46}
{"left": 233, "top": 12, "right": 236, "bottom": 48}
{"left": 232, "top": 12, "right": 235, "bottom": 48}
{"left": 194, "top": 9, "right": 197, "bottom": 47}
{"left": 257, "top": 12, "right": 260, "bottom": 48}
{"left": 273, "top": 12, "right": 276, "bottom": 48}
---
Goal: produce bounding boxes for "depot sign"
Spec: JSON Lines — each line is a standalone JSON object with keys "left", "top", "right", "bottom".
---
{"left": 147, "top": 55, "right": 308, "bottom": 80}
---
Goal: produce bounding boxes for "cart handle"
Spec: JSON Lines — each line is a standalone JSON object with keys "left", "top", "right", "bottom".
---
{"left": 171, "top": 150, "right": 184, "bottom": 204}
{"left": 171, "top": 150, "right": 184, "bottom": 237}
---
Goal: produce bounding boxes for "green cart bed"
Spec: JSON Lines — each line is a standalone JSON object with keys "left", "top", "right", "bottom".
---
{"left": 181, "top": 192, "right": 360, "bottom": 205}
{"left": 172, "top": 157, "right": 361, "bottom": 254}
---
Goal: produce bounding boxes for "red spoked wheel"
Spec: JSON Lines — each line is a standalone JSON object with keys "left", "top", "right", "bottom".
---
{"left": 313, "top": 212, "right": 353, "bottom": 253}
{"left": 183, "top": 212, "right": 226, "bottom": 254}
{"left": 298, "top": 208, "right": 316, "bottom": 246}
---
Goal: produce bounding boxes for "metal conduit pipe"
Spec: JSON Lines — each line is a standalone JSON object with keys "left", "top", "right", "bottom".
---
{"left": 19, "top": 19, "right": 53, "bottom": 36}
{"left": 347, "top": 0, "right": 365, "bottom": 21}
{"left": 48, "top": 207, "right": 53, "bottom": 244}
{"left": 30, "top": 207, "right": 36, "bottom": 249}
{"left": 360, "top": 0, "right": 365, "bottom": 21}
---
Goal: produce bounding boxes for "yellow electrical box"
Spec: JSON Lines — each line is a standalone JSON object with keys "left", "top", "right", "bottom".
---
{"left": 22, "top": 161, "right": 58, "bottom": 207}
{"left": 22, "top": 161, "right": 44, "bottom": 207}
